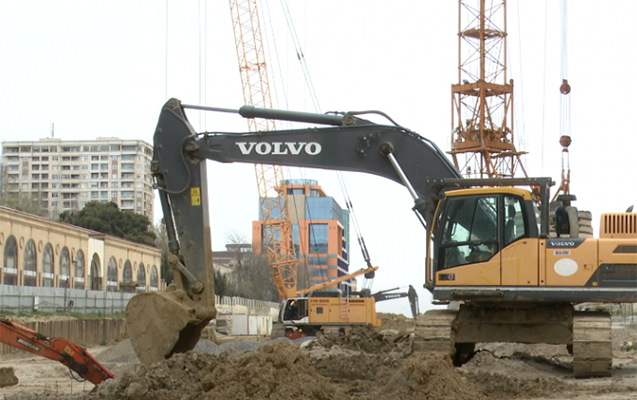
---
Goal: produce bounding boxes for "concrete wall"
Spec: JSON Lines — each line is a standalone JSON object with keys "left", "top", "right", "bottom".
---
{"left": 215, "top": 296, "right": 280, "bottom": 335}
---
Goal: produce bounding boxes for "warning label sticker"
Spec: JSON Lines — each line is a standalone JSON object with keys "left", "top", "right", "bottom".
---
{"left": 191, "top": 187, "right": 201, "bottom": 206}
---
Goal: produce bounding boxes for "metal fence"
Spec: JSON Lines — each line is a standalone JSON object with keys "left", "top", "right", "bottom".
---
{"left": 0, "top": 285, "right": 135, "bottom": 314}
{"left": 0, "top": 285, "right": 281, "bottom": 317}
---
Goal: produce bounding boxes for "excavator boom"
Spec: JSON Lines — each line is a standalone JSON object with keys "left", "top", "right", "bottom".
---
{"left": 127, "top": 98, "right": 463, "bottom": 364}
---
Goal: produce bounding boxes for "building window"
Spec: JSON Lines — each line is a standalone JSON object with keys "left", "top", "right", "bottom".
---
{"left": 23, "top": 240, "right": 37, "bottom": 286}
{"left": 136, "top": 263, "right": 146, "bottom": 293}
{"left": 74, "top": 250, "right": 85, "bottom": 289}
{"left": 3, "top": 235, "right": 18, "bottom": 285}
{"left": 122, "top": 260, "right": 134, "bottom": 293}
{"left": 107, "top": 257, "right": 118, "bottom": 292}
{"left": 150, "top": 265, "right": 159, "bottom": 291}
{"left": 42, "top": 243, "right": 54, "bottom": 287}
{"left": 309, "top": 223, "right": 329, "bottom": 253}
{"left": 308, "top": 256, "right": 327, "bottom": 265}
{"left": 59, "top": 247, "right": 70, "bottom": 287}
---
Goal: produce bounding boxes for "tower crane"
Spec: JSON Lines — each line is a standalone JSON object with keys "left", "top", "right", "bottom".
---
{"left": 228, "top": 0, "right": 299, "bottom": 300}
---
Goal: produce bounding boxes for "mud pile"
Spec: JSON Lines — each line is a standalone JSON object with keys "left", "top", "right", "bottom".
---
{"left": 309, "top": 350, "right": 485, "bottom": 400}
{"left": 96, "top": 341, "right": 341, "bottom": 400}
{"left": 377, "top": 312, "right": 415, "bottom": 332}
{"left": 371, "top": 352, "right": 485, "bottom": 400}
{"left": 459, "top": 349, "right": 572, "bottom": 399}
{"left": 309, "top": 325, "right": 411, "bottom": 355}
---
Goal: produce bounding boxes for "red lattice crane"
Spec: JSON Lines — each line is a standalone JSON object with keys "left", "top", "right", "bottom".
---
{"left": 229, "top": 0, "right": 299, "bottom": 300}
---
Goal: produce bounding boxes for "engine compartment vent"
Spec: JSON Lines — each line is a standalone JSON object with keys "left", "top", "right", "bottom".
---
{"left": 600, "top": 213, "right": 637, "bottom": 238}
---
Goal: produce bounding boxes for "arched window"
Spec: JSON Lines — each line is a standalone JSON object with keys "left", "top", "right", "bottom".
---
{"left": 90, "top": 254, "right": 101, "bottom": 290}
{"left": 107, "top": 257, "right": 118, "bottom": 292}
{"left": 42, "top": 243, "right": 54, "bottom": 287}
{"left": 3, "top": 235, "right": 18, "bottom": 285}
{"left": 150, "top": 265, "right": 158, "bottom": 291}
{"left": 122, "top": 260, "right": 133, "bottom": 293}
{"left": 59, "top": 247, "right": 70, "bottom": 287}
{"left": 74, "top": 250, "right": 85, "bottom": 289}
{"left": 23, "top": 240, "right": 37, "bottom": 286}
{"left": 136, "top": 263, "right": 146, "bottom": 293}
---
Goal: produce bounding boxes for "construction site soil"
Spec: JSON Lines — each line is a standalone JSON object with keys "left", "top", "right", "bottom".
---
{"left": 1, "top": 312, "right": 636, "bottom": 400}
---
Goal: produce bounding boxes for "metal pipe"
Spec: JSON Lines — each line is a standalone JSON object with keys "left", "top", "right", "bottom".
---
{"left": 181, "top": 104, "right": 239, "bottom": 114}
{"left": 386, "top": 153, "right": 419, "bottom": 201}
{"left": 180, "top": 103, "right": 346, "bottom": 126}
{"left": 239, "top": 105, "right": 345, "bottom": 126}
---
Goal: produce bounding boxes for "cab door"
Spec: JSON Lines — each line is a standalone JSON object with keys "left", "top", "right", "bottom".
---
{"left": 434, "top": 195, "right": 501, "bottom": 286}
{"left": 500, "top": 195, "right": 539, "bottom": 285}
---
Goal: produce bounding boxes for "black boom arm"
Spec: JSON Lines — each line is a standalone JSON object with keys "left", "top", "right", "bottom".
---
{"left": 153, "top": 98, "right": 462, "bottom": 230}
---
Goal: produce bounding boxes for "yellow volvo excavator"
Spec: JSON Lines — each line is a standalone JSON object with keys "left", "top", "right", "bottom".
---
{"left": 126, "top": 99, "right": 637, "bottom": 378}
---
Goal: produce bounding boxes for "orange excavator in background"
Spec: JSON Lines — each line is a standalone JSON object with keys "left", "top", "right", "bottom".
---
{"left": 0, "top": 317, "right": 113, "bottom": 386}
{"left": 270, "top": 264, "right": 380, "bottom": 339}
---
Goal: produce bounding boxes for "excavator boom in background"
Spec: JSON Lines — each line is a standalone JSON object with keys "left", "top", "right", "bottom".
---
{"left": 0, "top": 317, "right": 113, "bottom": 386}
{"left": 126, "top": 99, "right": 636, "bottom": 378}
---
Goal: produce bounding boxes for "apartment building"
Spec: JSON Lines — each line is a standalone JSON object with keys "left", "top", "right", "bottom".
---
{"left": 1, "top": 137, "right": 154, "bottom": 220}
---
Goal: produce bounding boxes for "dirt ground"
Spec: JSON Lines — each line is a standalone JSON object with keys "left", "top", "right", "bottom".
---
{"left": 1, "top": 312, "right": 636, "bottom": 400}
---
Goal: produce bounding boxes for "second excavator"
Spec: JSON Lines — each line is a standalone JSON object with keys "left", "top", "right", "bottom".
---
{"left": 126, "top": 99, "right": 636, "bottom": 378}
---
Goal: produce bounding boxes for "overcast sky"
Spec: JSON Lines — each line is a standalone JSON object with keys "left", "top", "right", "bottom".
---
{"left": 1, "top": 1, "right": 635, "bottom": 316}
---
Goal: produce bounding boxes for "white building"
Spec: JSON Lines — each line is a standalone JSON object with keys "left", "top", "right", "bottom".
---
{"left": 1, "top": 137, "right": 154, "bottom": 220}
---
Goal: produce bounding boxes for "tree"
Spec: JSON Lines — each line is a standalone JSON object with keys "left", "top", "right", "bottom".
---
{"left": 154, "top": 221, "right": 173, "bottom": 284}
{"left": 225, "top": 230, "right": 279, "bottom": 302}
{"left": 214, "top": 269, "right": 235, "bottom": 297}
{"left": 59, "top": 201, "right": 156, "bottom": 246}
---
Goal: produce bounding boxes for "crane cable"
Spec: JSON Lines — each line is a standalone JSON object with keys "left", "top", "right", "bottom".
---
{"left": 268, "top": 0, "right": 374, "bottom": 290}
{"left": 559, "top": 0, "right": 570, "bottom": 143}
{"left": 540, "top": 0, "right": 549, "bottom": 176}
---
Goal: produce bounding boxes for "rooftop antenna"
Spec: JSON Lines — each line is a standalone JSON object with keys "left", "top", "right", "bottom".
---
{"left": 51, "top": 123, "right": 54, "bottom": 138}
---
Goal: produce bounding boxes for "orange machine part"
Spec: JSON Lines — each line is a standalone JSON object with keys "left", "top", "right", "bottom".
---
{"left": 0, "top": 319, "right": 114, "bottom": 385}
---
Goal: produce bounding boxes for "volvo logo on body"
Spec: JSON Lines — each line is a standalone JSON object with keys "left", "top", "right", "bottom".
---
{"left": 236, "top": 142, "right": 322, "bottom": 156}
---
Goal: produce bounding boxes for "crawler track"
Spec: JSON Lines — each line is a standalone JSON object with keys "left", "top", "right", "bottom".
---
{"left": 413, "top": 310, "right": 457, "bottom": 355}
{"left": 572, "top": 311, "right": 612, "bottom": 378}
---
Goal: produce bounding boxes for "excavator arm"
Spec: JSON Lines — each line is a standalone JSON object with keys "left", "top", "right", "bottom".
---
{"left": 372, "top": 285, "right": 420, "bottom": 319}
{"left": 127, "top": 98, "right": 463, "bottom": 365}
{"left": 296, "top": 266, "right": 379, "bottom": 296}
{"left": 0, "top": 318, "right": 113, "bottom": 385}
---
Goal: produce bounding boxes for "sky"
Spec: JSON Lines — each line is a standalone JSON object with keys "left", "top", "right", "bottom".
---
{"left": 1, "top": 1, "right": 635, "bottom": 316}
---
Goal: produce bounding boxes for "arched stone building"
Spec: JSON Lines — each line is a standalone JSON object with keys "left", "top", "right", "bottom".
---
{"left": 0, "top": 206, "right": 162, "bottom": 292}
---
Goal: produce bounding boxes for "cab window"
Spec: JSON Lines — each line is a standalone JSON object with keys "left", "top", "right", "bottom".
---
{"left": 438, "top": 196, "right": 498, "bottom": 269}
{"left": 504, "top": 195, "right": 526, "bottom": 245}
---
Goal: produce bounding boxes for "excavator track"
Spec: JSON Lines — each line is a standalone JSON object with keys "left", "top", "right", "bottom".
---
{"left": 270, "top": 323, "right": 286, "bottom": 339}
{"left": 572, "top": 311, "right": 612, "bottom": 378}
{"left": 413, "top": 309, "right": 458, "bottom": 355}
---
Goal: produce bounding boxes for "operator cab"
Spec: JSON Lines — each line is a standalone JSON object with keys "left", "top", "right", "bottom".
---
{"left": 432, "top": 187, "right": 539, "bottom": 279}
{"left": 280, "top": 297, "right": 309, "bottom": 323}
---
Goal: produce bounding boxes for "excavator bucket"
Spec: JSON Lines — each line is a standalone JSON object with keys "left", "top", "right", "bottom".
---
{"left": 0, "top": 367, "right": 18, "bottom": 388}
{"left": 125, "top": 286, "right": 211, "bottom": 365}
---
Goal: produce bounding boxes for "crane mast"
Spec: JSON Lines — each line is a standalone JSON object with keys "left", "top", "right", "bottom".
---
{"left": 450, "top": 0, "right": 527, "bottom": 178}
{"left": 229, "top": 0, "right": 299, "bottom": 300}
